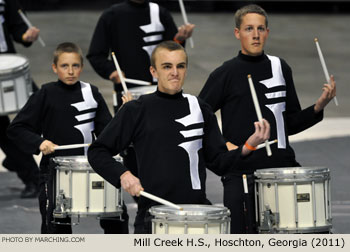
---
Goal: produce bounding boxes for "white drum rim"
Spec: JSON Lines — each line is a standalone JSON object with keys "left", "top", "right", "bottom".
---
{"left": 122, "top": 85, "right": 157, "bottom": 96}
{"left": 259, "top": 224, "right": 332, "bottom": 233}
{"left": 149, "top": 204, "right": 230, "bottom": 219}
{"left": 0, "top": 53, "right": 30, "bottom": 75}
{"left": 254, "top": 167, "right": 329, "bottom": 180}
{"left": 52, "top": 155, "right": 123, "bottom": 171}
{"left": 60, "top": 208, "right": 124, "bottom": 217}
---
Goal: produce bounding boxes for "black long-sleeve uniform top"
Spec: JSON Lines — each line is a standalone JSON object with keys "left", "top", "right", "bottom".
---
{"left": 88, "top": 90, "right": 244, "bottom": 212}
{"left": 7, "top": 80, "right": 112, "bottom": 172}
{"left": 199, "top": 52, "right": 323, "bottom": 174}
{"left": 0, "top": 0, "right": 31, "bottom": 53}
{"left": 87, "top": 0, "right": 179, "bottom": 90}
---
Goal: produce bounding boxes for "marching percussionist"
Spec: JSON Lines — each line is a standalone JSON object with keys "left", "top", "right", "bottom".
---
{"left": 0, "top": 0, "right": 40, "bottom": 198}
{"left": 198, "top": 4, "right": 336, "bottom": 233}
{"left": 7, "top": 42, "right": 122, "bottom": 234}
{"left": 87, "top": 1, "right": 195, "bottom": 230}
{"left": 88, "top": 41, "right": 271, "bottom": 234}
{"left": 87, "top": 0, "right": 195, "bottom": 112}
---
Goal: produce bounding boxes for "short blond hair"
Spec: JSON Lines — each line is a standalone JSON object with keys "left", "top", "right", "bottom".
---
{"left": 150, "top": 41, "right": 188, "bottom": 68}
{"left": 53, "top": 42, "right": 83, "bottom": 65}
{"left": 235, "top": 4, "right": 268, "bottom": 29}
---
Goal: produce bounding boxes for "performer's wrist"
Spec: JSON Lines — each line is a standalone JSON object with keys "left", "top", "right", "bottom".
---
{"left": 120, "top": 170, "right": 131, "bottom": 180}
{"left": 173, "top": 37, "right": 184, "bottom": 44}
{"left": 244, "top": 141, "right": 257, "bottom": 151}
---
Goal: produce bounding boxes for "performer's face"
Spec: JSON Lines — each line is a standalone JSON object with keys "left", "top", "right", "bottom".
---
{"left": 52, "top": 52, "right": 83, "bottom": 85}
{"left": 234, "top": 13, "right": 269, "bottom": 56}
{"left": 150, "top": 49, "right": 187, "bottom": 95}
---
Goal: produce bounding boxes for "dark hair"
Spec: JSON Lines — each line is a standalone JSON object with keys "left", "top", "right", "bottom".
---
{"left": 150, "top": 41, "right": 188, "bottom": 68}
{"left": 53, "top": 42, "right": 83, "bottom": 65}
{"left": 235, "top": 4, "right": 268, "bottom": 29}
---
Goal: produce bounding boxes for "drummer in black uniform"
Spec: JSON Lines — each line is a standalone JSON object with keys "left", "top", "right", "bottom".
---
{"left": 88, "top": 41, "right": 271, "bottom": 233}
{"left": 0, "top": 0, "right": 40, "bottom": 198}
{"left": 199, "top": 4, "right": 336, "bottom": 233}
{"left": 7, "top": 42, "right": 123, "bottom": 234}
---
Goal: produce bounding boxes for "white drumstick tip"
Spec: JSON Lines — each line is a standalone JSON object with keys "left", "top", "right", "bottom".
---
{"left": 314, "top": 37, "right": 339, "bottom": 106}
{"left": 140, "top": 191, "right": 183, "bottom": 210}
{"left": 111, "top": 52, "right": 128, "bottom": 94}
{"left": 178, "top": 0, "right": 194, "bottom": 48}
{"left": 242, "top": 174, "right": 248, "bottom": 194}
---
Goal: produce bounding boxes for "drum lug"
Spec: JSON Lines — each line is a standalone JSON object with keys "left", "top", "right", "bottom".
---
{"left": 260, "top": 207, "right": 279, "bottom": 233}
{"left": 53, "top": 190, "right": 72, "bottom": 218}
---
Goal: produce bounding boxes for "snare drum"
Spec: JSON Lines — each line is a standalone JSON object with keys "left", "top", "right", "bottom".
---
{"left": 0, "top": 54, "right": 32, "bottom": 115}
{"left": 52, "top": 156, "right": 123, "bottom": 219}
{"left": 254, "top": 167, "right": 332, "bottom": 233}
{"left": 149, "top": 204, "right": 230, "bottom": 234}
{"left": 125, "top": 85, "right": 157, "bottom": 100}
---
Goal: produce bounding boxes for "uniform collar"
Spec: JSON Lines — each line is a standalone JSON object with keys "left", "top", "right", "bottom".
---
{"left": 57, "top": 80, "right": 80, "bottom": 90}
{"left": 126, "top": 0, "right": 149, "bottom": 8}
{"left": 156, "top": 89, "right": 183, "bottom": 99}
{"left": 238, "top": 51, "right": 267, "bottom": 62}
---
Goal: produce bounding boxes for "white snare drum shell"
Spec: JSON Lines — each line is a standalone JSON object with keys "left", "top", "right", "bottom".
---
{"left": 255, "top": 167, "right": 332, "bottom": 233}
{"left": 0, "top": 54, "right": 31, "bottom": 115}
{"left": 53, "top": 155, "right": 123, "bottom": 217}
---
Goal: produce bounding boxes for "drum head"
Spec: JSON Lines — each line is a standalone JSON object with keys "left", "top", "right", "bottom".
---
{"left": 254, "top": 167, "right": 329, "bottom": 180}
{"left": 149, "top": 204, "right": 230, "bottom": 220}
{"left": 52, "top": 156, "right": 90, "bottom": 170}
{"left": 53, "top": 155, "right": 123, "bottom": 171}
{"left": 0, "top": 54, "right": 29, "bottom": 74}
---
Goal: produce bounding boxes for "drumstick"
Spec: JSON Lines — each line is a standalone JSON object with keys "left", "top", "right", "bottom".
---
{"left": 111, "top": 52, "right": 128, "bottom": 94}
{"left": 314, "top": 38, "right": 338, "bottom": 106}
{"left": 18, "top": 9, "right": 46, "bottom": 47}
{"left": 242, "top": 174, "right": 248, "bottom": 194}
{"left": 140, "top": 191, "right": 183, "bottom": 210}
{"left": 113, "top": 91, "right": 117, "bottom": 108}
{"left": 178, "top": 0, "right": 194, "bottom": 48}
{"left": 256, "top": 139, "right": 277, "bottom": 150}
{"left": 247, "top": 74, "right": 272, "bottom": 156}
{"left": 124, "top": 78, "right": 151, "bottom": 86}
{"left": 54, "top": 143, "right": 90, "bottom": 150}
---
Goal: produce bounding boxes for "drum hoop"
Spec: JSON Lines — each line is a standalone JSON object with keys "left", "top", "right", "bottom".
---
{"left": 0, "top": 67, "right": 30, "bottom": 79}
{"left": 255, "top": 176, "right": 330, "bottom": 183}
{"left": 125, "top": 85, "right": 156, "bottom": 93}
{"left": 259, "top": 224, "right": 332, "bottom": 234}
{"left": 151, "top": 217, "right": 230, "bottom": 224}
{"left": 149, "top": 204, "right": 230, "bottom": 219}
{"left": 0, "top": 54, "right": 30, "bottom": 75}
{"left": 122, "top": 85, "right": 157, "bottom": 98}
{"left": 0, "top": 109, "right": 21, "bottom": 116}
{"left": 63, "top": 208, "right": 124, "bottom": 217}
{"left": 53, "top": 155, "right": 122, "bottom": 171}
{"left": 254, "top": 167, "right": 329, "bottom": 179}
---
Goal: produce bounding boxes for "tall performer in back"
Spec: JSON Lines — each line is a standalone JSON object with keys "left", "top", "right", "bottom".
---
{"left": 199, "top": 4, "right": 336, "bottom": 233}
{"left": 87, "top": 0, "right": 195, "bottom": 111}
